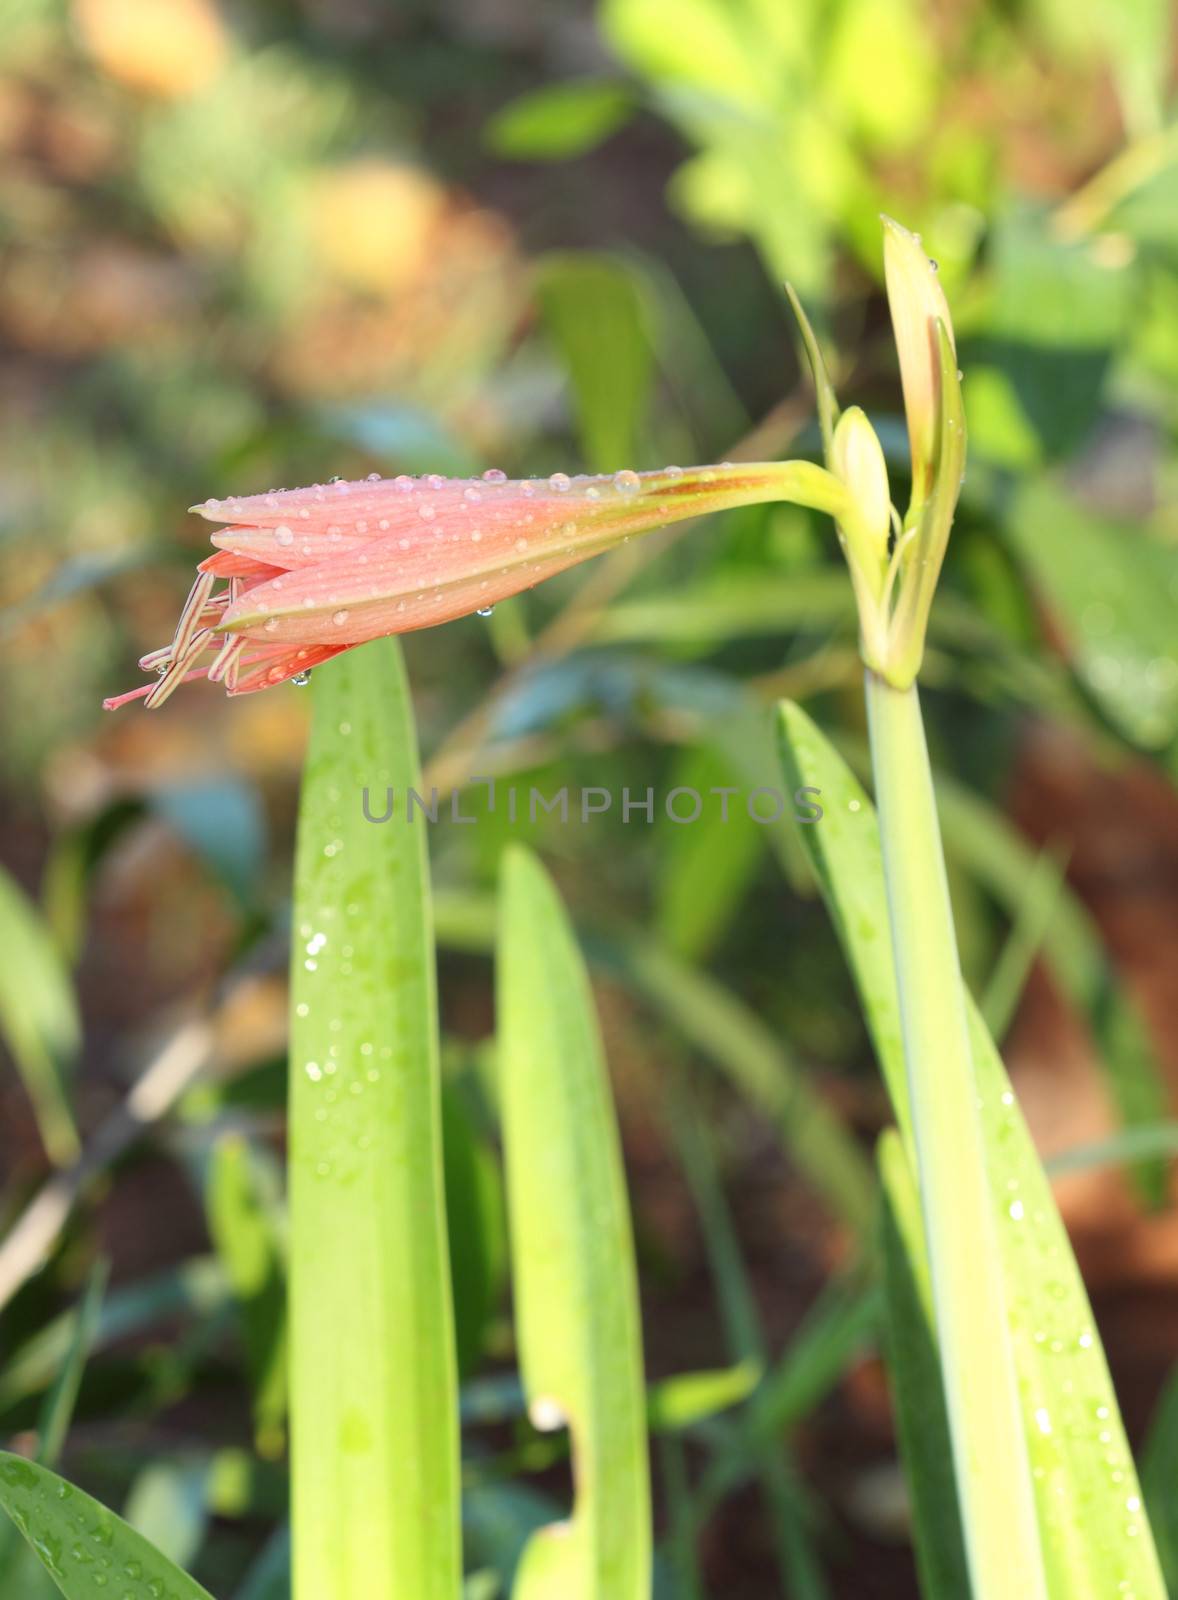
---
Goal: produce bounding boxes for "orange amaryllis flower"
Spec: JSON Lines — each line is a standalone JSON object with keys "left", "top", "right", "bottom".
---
{"left": 105, "top": 462, "right": 848, "bottom": 708}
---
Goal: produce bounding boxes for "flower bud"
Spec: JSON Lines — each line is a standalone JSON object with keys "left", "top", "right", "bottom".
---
{"left": 830, "top": 405, "right": 891, "bottom": 597}
{"left": 882, "top": 216, "right": 956, "bottom": 506}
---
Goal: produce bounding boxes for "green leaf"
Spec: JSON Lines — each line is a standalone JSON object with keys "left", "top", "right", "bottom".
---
{"left": 206, "top": 1135, "right": 288, "bottom": 1456}
{"left": 878, "top": 1130, "right": 970, "bottom": 1599}
{"left": 486, "top": 80, "right": 634, "bottom": 161}
{"left": 440, "top": 1087, "right": 506, "bottom": 1379}
{"left": 1141, "top": 1360, "right": 1178, "bottom": 1589}
{"left": 0, "top": 863, "right": 81, "bottom": 1166}
{"left": 497, "top": 846, "right": 651, "bottom": 1600}
{"left": 647, "top": 1362, "right": 760, "bottom": 1432}
{"left": 289, "top": 639, "right": 460, "bottom": 1600}
{"left": 123, "top": 1459, "right": 210, "bottom": 1574}
{"left": 605, "top": 934, "right": 876, "bottom": 1241}
{"left": 934, "top": 773, "right": 1170, "bottom": 1203}
{"left": 776, "top": 699, "right": 1167, "bottom": 1598}
{"left": 1003, "top": 479, "right": 1178, "bottom": 749}
{"left": 0, "top": 1453, "right": 213, "bottom": 1600}
{"left": 535, "top": 252, "right": 655, "bottom": 471}
{"left": 0, "top": 1264, "right": 107, "bottom": 1592}
{"left": 654, "top": 744, "right": 765, "bottom": 963}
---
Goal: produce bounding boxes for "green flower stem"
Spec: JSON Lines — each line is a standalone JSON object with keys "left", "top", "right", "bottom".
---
{"left": 865, "top": 669, "right": 1048, "bottom": 1600}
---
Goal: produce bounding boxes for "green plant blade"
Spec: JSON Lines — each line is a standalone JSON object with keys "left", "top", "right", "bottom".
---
{"left": 1141, "top": 1360, "right": 1178, "bottom": 1590}
{"left": 877, "top": 1130, "right": 970, "bottom": 1599}
{"left": 601, "top": 933, "right": 876, "bottom": 1242}
{"left": 776, "top": 699, "right": 1166, "bottom": 1599}
{"left": 0, "top": 863, "right": 81, "bottom": 1166}
{"left": 289, "top": 639, "right": 460, "bottom": 1600}
{"left": 0, "top": 1453, "right": 213, "bottom": 1600}
{"left": 933, "top": 772, "right": 1169, "bottom": 1205}
{"left": 535, "top": 252, "right": 654, "bottom": 472}
{"left": 0, "top": 1263, "right": 107, "bottom": 1591}
{"left": 206, "top": 1135, "right": 288, "bottom": 1457}
{"left": 496, "top": 846, "right": 651, "bottom": 1600}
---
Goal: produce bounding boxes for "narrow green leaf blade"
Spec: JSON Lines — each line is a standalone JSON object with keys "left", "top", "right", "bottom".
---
{"left": 878, "top": 1130, "right": 970, "bottom": 1600}
{"left": 206, "top": 1135, "right": 288, "bottom": 1456}
{"left": 497, "top": 846, "right": 651, "bottom": 1600}
{"left": 0, "top": 863, "right": 81, "bottom": 1165}
{"left": 0, "top": 1453, "right": 213, "bottom": 1600}
{"left": 776, "top": 699, "right": 1167, "bottom": 1599}
{"left": 289, "top": 639, "right": 460, "bottom": 1600}
{"left": 535, "top": 252, "right": 654, "bottom": 472}
{"left": 1141, "top": 1360, "right": 1178, "bottom": 1589}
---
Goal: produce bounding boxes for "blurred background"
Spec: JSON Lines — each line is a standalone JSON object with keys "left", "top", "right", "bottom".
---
{"left": 2, "top": 0, "right": 1178, "bottom": 1595}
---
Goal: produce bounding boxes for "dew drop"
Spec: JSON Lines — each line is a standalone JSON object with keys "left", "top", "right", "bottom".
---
{"left": 394, "top": 474, "right": 414, "bottom": 492}
{"left": 332, "top": 609, "right": 349, "bottom": 626}
{"left": 664, "top": 464, "right": 684, "bottom": 478}
{"left": 476, "top": 606, "right": 494, "bottom": 617}
{"left": 275, "top": 524, "right": 294, "bottom": 546}
{"left": 463, "top": 486, "right": 482, "bottom": 502}
{"left": 548, "top": 472, "right": 571, "bottom": 492}
{"left": 482, "top": 467, "right": 507, "bottom": 482}
{"left": 263, "top": 617, "right": 279, "bottom": 633}
{"left": 292, "top": 671, "right": 312, "bottom": 686}
{"left": 613, "top": 468, "right": 641, "bottom": 494}
{"left": 328, "top": 475, "right": 343, "bottom": 484}
{"left": 367, "top": 471, "right": 381, "bottom": 481}
{"left": 418, "top": 503, "right": 435, "bottom": 521}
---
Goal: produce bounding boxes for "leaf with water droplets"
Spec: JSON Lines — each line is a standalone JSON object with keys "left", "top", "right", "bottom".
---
{"left": 289, "top": 638, "right": 460, "bottom": 1600}
{"left": 776, "top": 701, "right": 1168, "bottom": 1599}
{"left": 0, "top": 1453, "right": 213, "bottom": 1600}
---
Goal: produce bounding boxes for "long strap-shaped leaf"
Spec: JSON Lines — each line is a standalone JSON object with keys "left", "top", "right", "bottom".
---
{"left": 497, "top": 847, "right": 651, "bottom": 1599}
{"left": 289, "top": 639, "right": 460, "bottom": 1600}
{"left": 776, "top": 700, "right": 1166, "bottom": 1600}
{"left": 0, "top": 1452, "right": 213, "bottom": 1599}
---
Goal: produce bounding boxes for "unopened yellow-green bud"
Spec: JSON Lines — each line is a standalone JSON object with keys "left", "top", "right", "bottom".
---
{"left": 882, "top": 215, "right": 956, "bottom": 508}
{"left": 830, "top": 406, "right": 891, "bottom": 602}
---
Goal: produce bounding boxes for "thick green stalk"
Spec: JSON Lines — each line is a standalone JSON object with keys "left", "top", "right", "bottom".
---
{"left": 865, "top": 670, "right": 1047, "bottom": 1600}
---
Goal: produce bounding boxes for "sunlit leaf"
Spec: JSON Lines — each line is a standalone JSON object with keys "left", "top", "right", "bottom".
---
{"left": 776, "top": 700, "right": 1167, "bottom": 1597}
{"left": 289, "top": 639, "right": 460, "bottom": 1600}
{"left": 497, "top": 846, "right": 651, "bottom": 1600}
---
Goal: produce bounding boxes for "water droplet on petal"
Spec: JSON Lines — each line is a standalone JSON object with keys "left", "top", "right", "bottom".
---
{"left": 332, "top": 609, "right": 349, "bottom": 626}
{"left": 548, "top": 472, "right": 571, "bottom": 492}
{"left": 292, "top": 671, "right": 312, "bottom": 686}
{"left": 418, "top": 503, "right": 435, "bottom": 521}
{"left": 275, "top": 524, "right": 294, "bottom": 546}
{"left": 264, "top": 617, "right": 279, "bottom": 633}
{"left": 482, "top": 467, "right": 507, "bottom": 482}
{"left": 613, "top": 468, "right": 641, "bottom": 494}
{"left": 664, "top": 464, "right": 684, "bottom": 478}
{"left": 476, "top": 606, "right": 494, "bottom": 617}
{"left": 367, "top": 471, "right": 381, "bottom": 481}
